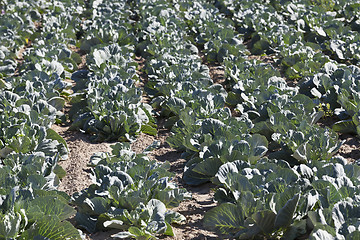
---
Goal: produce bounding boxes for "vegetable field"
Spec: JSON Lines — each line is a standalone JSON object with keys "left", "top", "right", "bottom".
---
{"left": 1, "top": 0, "right": 360, "bottom": 239}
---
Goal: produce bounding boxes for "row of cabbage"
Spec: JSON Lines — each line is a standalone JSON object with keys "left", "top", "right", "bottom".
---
{"left": 0, "top": 0, "right": 188, "bottom": 239}
{"left": 2, "top": 0, "right": 360, "bottom": 239}
{"left": 209, "top": 0, "right": 360, "bottom": 239}
{"left": 214, "top": 0, "right": 360, "bottom": 137}
{"left": 127, "top": 0, "right": 360, "bottom": 239}
{"left": 72, "top": 142, "right": 190, "bottom": 239}
{"left": 67, "top": 1, "right": 190, "bottom": 238}
{"left": 64, "top": 0, "right": 360, "bottom": 238}
{"left": 215, "top": 0, "right": 360, "bottom": 77}
{"left": 0, "top": 1, "right": 86, "bottom": 239}
{"left": 68, "top": 0, "right": 157, "bottom": 143}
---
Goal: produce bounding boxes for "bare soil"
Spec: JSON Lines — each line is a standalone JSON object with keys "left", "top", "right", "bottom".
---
{"left": 318, "top": 116, "right": 360, "bottom": 162}
{"left": 198, "top": 52, "right": 226, "bottom": 85}
{"left": 135, "top": 56, "right": 151, "bottom": 104}
{"left": 247, "top": 54, "right": 277, "bottom": 65}
{"left": 52, "top": 124, "right": 112, "bottom": 196}
{"left": 337, "top": 133, "right": 360, "bottom": 162}
{"left": 68, "top": 44, "right": 87, "bottom": 71}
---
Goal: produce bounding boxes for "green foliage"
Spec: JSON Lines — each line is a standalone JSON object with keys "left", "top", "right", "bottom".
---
{"left": 69, "top": 43, "right": 157, "bottom": 142}
{"left": 2, "top": 0, "right": 360, "bottom": 239}
{"left": 206, "top": 157, "right": 360, "bottom": 239}
{"left": 72, "top": 143, "right": 189, "bottom": 238}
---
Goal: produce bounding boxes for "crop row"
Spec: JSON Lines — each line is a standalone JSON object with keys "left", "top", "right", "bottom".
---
{"left": 1, "top": 0, "right": 360, "bottom": 239}
{"left": 0, "top": 0, "right": 81, "bottom": 238}
{"left": 0, "top": 0, "right": 187, "bottom": 239}
{"left": 129, "top": 1, "right": 360, "bottom": 239}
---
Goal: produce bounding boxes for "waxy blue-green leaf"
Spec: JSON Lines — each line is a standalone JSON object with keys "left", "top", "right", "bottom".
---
{"left": 251, "top": 210, "right": 277, "bottom": 234}
{"left": 332, "top": 120, "right": 357, "bottom": 134}
{"left": 203, "top": 203, "right": 245, "bottom": 234}
{"left": 214, "top": 160, "right": 250, "bottom": 185}
{"left": 20, "top": 216, "right": 82, "bottom": 240}
{"left": 74, "top": 212, "right": 97, "bottom": 234}
{"left": 192, "top": 158, "right": 223, "bottom": 179}
{"left": 274, "top": 194, "right": 300, "bottom": 229}
{"left": 312, "top": 180, "right": 342, "bottom": 208}
{"left": 0, "top": 210, "right": 22, "bottom": 239}
{"left": 27, "top": 196, "right": 76, "bottom": 221}
{"left": 309, "top": 229, "right": 335, "bottom": 240}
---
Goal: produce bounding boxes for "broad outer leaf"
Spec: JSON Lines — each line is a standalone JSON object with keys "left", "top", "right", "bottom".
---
{"left": 53, "top": 164, "right": 66, "bottom": 179}
{"left": 347, "top": 231, "right": 360, "bottom": 239}
{"left": 46, "top": 128, "right": 68, "bottom": 151}
{"left": 282, "top": 219, "right": 307, "bottom": 240}
{"left": 292, "top": 143, "right": 308, "bottom": 163}
{"left": 203, "top": 203, "right": 245, "bottom": 234}
{"left": 129, "top": 226, "right": 153, "bottom": 240}
{"left": 309, "top": 229, "right": 335, "bottom": 240}
{"left": 74, "top": 212, "right": 97, "bottom": 233}
{"left": 21, "top": 216, "right": 82, "bottom": 240}
{"left": 48, "top": 97, "right": 65, "bottom": 111}
{"left": 28, "top": 196, "right": 76, "bottom": 221}
{"left": 37, "top": 216, "right": 81, "bottom": 240}
{"left": 0, "top": 146, "right": 13, "bottom": 158}
{"left": 332, "top": 120, "right": 357, "bottom": 134}
{"left": 235, "top": 210, "right": 277, "bottom": 239}
{"left": 78, "top": 197, "right": 111, "bottom": 216}
{"left": 0, "top": 211, "right": 22, "bottom": 239}
{"left": 274, "top": 194, "right": 300, "bottom": 229}
{"left": 164, "top": 222, "right": 174, "bottom": 237}
{"left": 141, "top": 124, "right": 157, "bottom": 136}
{"left": 192, "top": 157, "right": 223, "bottom": 178}
{"left": 214, "top": 160, "right": 250, "bottom": 185}
{"left": 251, "top": 210, "right": 277, "bottom": 234}
{"left": 103, "top": 220, "right": 125, "bottom": 229}
{"left": 183, "top": 162, "right": 211, "bottom": 185}
{"left": 145, "top": 199, "right": 167, "bottom": 234}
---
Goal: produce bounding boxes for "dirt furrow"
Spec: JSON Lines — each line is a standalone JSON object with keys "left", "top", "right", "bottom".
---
{"left": 53, "top": 124, "right": 112, "bottom": 196}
